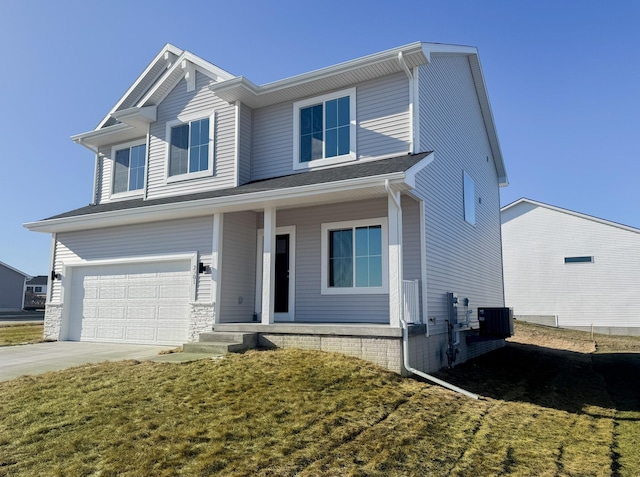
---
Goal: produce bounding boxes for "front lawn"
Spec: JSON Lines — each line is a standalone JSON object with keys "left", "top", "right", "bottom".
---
{"left": 0, "top": 323, "right": 44, "bottom": 346}
{"left": 1, "top": 326, "right": 638, "bottom": 476}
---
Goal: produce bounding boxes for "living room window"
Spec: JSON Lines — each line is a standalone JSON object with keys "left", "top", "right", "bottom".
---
{"left": 321, "top": 218, "right": 388, "bottom": 295}
{"left": 111, "top": 141, "right": 146, "bottom": 196}
{"left": 166, "top": 114, "right": 213, "bottom": 181}
{"left": 293, "top": 88, "right": 356, "bottom": 170}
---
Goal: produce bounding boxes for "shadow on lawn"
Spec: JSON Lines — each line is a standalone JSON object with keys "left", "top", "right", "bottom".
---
{"left": 433, "top": 342, "right": 640, "bottom": 415}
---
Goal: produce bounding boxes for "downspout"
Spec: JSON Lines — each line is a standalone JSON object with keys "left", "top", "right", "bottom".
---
{"left": 385, "top": 180, "right": 479, "bottom": 400}
{"left": 398, "top": 52, "right": 415, "bottom": 154}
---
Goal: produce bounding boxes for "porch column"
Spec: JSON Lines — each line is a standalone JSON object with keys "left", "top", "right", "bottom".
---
{"left": 261, "top": 207, "right": 276, "bottom": 324}
{"left": 211, "top": 213, "right": 224, "bottom": 324}
{"left": 387, "top": 186, "right": 403, "bottom": 328}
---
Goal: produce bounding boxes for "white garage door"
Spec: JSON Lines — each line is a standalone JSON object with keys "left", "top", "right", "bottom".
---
{"left": 67, "top": 260, "right": 192, "bottom": 345}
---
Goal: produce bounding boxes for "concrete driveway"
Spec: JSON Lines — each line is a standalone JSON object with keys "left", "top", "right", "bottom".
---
{"left": 0, "top": 341, "right": 176, "bottom": 382}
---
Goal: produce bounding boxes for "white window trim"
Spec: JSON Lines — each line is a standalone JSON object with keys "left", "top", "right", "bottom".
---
{"left": 293, "top": 87, "right": 357, "bottom": 171}
{"left": 321, "top": 217, "right": 388, "bottom": 295}
{"left": 165, "top": 110, "right": 215, "bottom": 183}
{"left": 109, "top": 139, "right": 147, "bottom": 200}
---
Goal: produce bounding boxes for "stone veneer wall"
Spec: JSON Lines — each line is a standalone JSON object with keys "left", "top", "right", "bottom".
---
{"left": 258, "top": 334, "right": 404, "bottom": 374}
{"left": 43, "top": 303, "right": 63, "bottom": 340}
{"left": 188, "top": 303, "right": 214, "bottom": 342}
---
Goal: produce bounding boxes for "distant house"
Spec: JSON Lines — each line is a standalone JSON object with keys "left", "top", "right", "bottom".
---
{"left": 0, "top": 261, "right": 30, "bottom": 311}
{"left": 501, "top": 198, "right": 640, "bottom": 335}
{"left": 26, "top": 42, "right": 510, "bottom": 375}
{"left": 25, "top": 275, "right": 48, "bottom": 310}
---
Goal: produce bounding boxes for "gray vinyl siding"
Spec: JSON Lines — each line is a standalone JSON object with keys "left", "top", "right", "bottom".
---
{"left": 0, "top": 266, "right": 26, "bottom": 311}
{"left": 416, "top": 54, "right": 504, "bottom": 335}
{"left": 251, "top": 73, "right": 411, "bottom": 181}
{"left": 273, "top": 198, "right": 390, "bottom": 323}
{"left": 51, "top": 217, "right": 214, "bottom": 303}
{"left": 357, "top": 72, "right": 411, "bottom": 159}
{"left": 401, "top": 196, "right": 423, "bottom": 321}
{"left": 238, "top": 103, "right": 252, "bottom": 185}
{"left": 146, "top": 71, "right": 236, "bottom": 199}
{"left": 219, "top": 211, "right": 257, "bottom": 322}
{"left": 252, "top": 101, "right": 292, "bottom": 180}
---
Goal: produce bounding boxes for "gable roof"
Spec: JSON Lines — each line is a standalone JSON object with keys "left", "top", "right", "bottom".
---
{"left": 501, "top": 198, "right": 640, "bottom": 235}
{"left": 25, "top": 152, "right": 433, "bottom": 233}
{"left": 74, "top": 44, "right": 235, "bottom": 149}
{"left": 209, "top": 41, "right": 506, "bottom": 186}
{"left": 0, "top": 261, "right": 30, "bottom": 278}
{"left": 72, "top": 41, "right": 506, "bottom": 184}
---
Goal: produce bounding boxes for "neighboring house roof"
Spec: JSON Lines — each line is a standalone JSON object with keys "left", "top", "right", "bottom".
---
{"left": 26, "top": 275, "right": 48, "bottom": 286}
{"left": 0, "top": 261, "right": 30, "bottom": 278}
{"left": 501, "top": 198, "right": 640, "bottom": 235}
{"left": 25, "top": 152, "right": 434, "bottom": 234}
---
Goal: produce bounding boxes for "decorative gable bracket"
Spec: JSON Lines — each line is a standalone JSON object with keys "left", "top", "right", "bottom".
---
{"left": 182, "top": 60, "right": 196, "bottom": 92}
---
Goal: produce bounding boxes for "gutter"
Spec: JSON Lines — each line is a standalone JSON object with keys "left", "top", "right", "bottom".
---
{"left": 24, "top": 172, "right": 412, "bottom": 233}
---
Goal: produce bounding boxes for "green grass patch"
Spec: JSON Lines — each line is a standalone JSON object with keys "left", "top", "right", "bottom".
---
{"left": 0, "top": 323, "right": 639, "bottom": 475}
{"left": 0, "top": 323, "right": 44, "bottom": 346}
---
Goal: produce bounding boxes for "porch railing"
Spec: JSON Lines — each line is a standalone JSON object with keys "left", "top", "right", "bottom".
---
{"left": 403, "top": 279, "right": 420, "bottom": 324}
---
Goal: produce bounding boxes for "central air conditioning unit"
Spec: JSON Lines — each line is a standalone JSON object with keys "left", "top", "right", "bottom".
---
{"left": 477, "top": 307, "right": 514, "bottom": 338}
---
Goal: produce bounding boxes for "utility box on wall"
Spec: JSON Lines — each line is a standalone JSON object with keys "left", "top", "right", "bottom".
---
{"left": 478, "top": 307, "right": 513, "bottom": 338}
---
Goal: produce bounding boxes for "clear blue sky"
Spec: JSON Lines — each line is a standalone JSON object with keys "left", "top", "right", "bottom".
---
{"left": 1, "top": 0, "right": 638, "bottom": 275}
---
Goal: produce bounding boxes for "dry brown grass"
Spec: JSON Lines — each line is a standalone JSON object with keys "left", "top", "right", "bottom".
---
{"left": 0, "top": 323, "right": 638, "bottom": 476}
{"left": 0, "top": 323, "right": 45, "bottom": 346}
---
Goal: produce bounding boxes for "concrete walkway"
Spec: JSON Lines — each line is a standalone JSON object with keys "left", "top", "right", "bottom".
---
{"left": 0, "top": 341, "right": 218, "bottom": 382}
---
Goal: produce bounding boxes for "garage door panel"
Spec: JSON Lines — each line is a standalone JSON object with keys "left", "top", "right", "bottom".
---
{"left": 68, "top": 260, "right": 192, "bottom": 345}
{"left": 128, "top": 286, "right": 158, "bottom": 299}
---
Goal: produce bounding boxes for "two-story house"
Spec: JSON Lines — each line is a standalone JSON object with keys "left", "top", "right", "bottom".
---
{"left": 25, "top": 42, "right": 508, "bottom": 375}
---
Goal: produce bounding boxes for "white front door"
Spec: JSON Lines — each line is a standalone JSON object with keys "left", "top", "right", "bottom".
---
{"left": 256, "top": 226, "right": 296, "bottom": 321}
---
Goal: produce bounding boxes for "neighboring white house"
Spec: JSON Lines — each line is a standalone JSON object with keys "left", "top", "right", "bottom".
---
{"left": 0, "top": 261, "right": 30, "bottom": 311}
{"left": 25, "top": 42, "right": 509, "bottom": 375}
{"left": 501, "top": 198, "right": 640, "bottom": 335}
{"left": 25, "top": 275, "right": 48, "bottom": 310}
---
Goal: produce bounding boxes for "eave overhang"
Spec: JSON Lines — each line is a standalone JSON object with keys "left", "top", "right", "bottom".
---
{"left": 209, "top": 42, "right": 429, "bottom": 109}
{"left": 25, "top": 152, "right": 434, "bottom": 234}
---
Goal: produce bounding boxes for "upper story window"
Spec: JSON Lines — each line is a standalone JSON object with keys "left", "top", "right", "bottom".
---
{"left": 166, "top": 113, "right": 214, "bottom": 182}
{"left": 111, "top": 141, "right": 146, "bottom": 196}
{"left": 321, "top": 218, "right": 388, "bottom": 295}
{"left": 293, "top": 88, "right": 356, "bottom": 170}
{"left": 463, "top": 171, "right": 476, "bottom": 225}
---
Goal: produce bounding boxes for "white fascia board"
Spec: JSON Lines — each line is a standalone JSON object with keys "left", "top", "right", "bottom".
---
{"left": 211, "top": 42, "right": 426, "bottom": 106}
{"left": 96, "top": 44, "right": 183, "bottom": 130}
{"left": 111, "top": 105, "right": 157, "bottom": 128}
{"left": 24, "top": 172, "right": 412, "bottom": 234}
{"left": 422, "top": 42, "right": 478, "bottom": 57}
{"left": 71, "top": 122, "right": 140, "bottom": 149}
{"left": 136, "top": 51, "right": 236, "bottom": 108}
{"left": 501, "top": 198, "right": 640, "bottom": 235}
{"left": 403, "top": 152, "right": 435, "bottom": 188}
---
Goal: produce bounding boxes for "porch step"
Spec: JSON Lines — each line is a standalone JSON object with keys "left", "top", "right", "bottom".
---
{"left": 183, "top": 332, "right": 258, "bottom": 354}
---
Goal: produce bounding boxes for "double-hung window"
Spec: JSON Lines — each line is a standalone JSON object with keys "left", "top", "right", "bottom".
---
{"left": 166, "top": 114, "right": 213, "bottom": 181}
{"left": 111, "top": 141, "right": 146, "bottom": 196}
{"left": 321, "top": 218, "right": 388, "bottom": 294}
{"left": 293, "top": 88, "right": 356, "bottom": 170}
